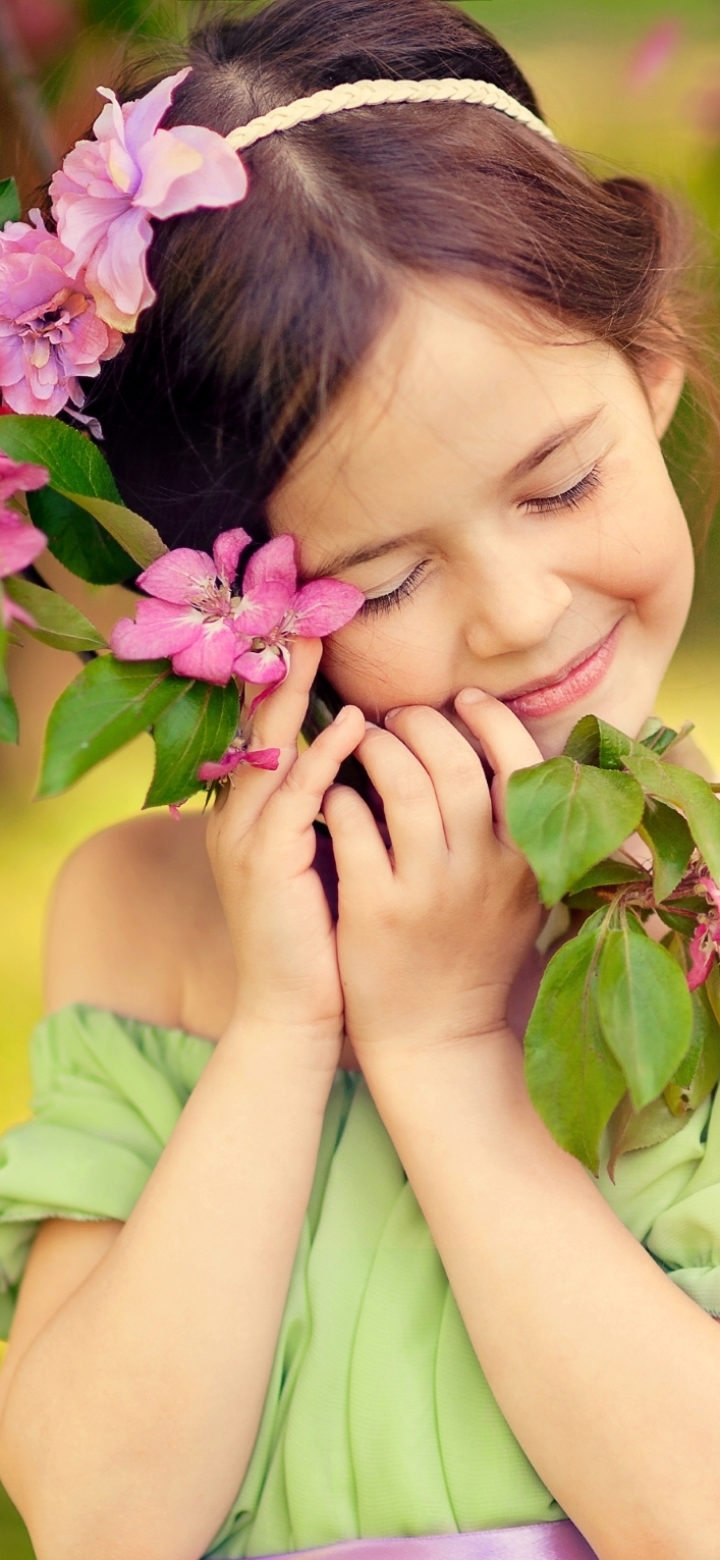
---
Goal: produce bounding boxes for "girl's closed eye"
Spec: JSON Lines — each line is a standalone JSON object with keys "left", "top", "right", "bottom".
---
{"left": 360, "top": 560, "right": 431, "bottom": 617}
{"left": 521, "top": 462, "right": 602, "bottom": 515}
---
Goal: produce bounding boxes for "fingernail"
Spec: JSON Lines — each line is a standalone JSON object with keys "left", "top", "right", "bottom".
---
{"left": 385, "top": 707, "right": 403, "bottom": 722}
{"left": 456, "top": 688, "right": 488, "bottom": 707}
{"left": 334, "top": 706, "right": 352, "bottom": 724}
{"left": 365, "top": 720, "right": 382, "bottom": 731}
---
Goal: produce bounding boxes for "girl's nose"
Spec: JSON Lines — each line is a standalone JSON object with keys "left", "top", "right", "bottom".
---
{"left": 462, "top": 553, "right": 573, "bottom": 660}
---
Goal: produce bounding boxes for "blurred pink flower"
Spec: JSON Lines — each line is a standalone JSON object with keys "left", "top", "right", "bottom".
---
{"left": 197, "top": 745, "right": 281, "bottom": 782}
{"left": 0, "top": 452, "right": 49, "bottom": 503}
{"left": 687, "top": 877, "right": 720, "bottom": 992}
{"left": 0, "top": 211, "right": 122, "bottom": 416}
{"left": 50, "top": 69, "right": 249, "bottom": 332}
{"left": 0, "top": 588, "right": 35, "bottom": 630}
{"left": 109, "top": 526, "right": 282, "bottom": 685}
{"left": 0, "top": 508, "right": 46, "bottom": 578}
{"left": 233, "top": 535, "right": 365, "bottom": 688}
{"left": 627, "top": 19, "right": 682, "bottom": 90}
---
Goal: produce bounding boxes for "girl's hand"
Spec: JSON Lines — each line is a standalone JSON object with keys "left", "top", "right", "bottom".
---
{"left": 323, "top": 690, "right": 543, "bottom": 1061}
{"left": 206, "top": 639, "right": 365, "bottom": 1063}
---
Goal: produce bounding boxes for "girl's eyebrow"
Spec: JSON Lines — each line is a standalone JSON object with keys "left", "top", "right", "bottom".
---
{"left": 316, "top": 406, "right": 606, "bottom": 578}
{"left": 509, "top": 405, "right": 605, "bottom": 481}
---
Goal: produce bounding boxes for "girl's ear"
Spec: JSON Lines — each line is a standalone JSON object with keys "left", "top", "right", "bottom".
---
{"left": 639, "top": 352, "right": 686, "bottom": 439}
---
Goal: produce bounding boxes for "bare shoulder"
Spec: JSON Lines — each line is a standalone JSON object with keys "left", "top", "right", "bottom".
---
{"left": 45, "top": 812, "right": 230, "bottom": 1030}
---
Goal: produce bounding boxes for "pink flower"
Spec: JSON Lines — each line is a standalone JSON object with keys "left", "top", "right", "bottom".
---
{"left": 232, "top": 535, "right": 365, "bottom": 688}
{"left": 0, "top": 507, "right": 46, "bottom": 578}
{"left": 0, "top": 452, "right": 49, "bottom": 503}
{"left": 687, "top": 877, "right": 720, "bottom": 992}
{"left": 50, "top": 69, "right": 249, "bottom": 332}
{"left": 0, "top": 211, "right": 122, "bottom": 416}
{"left": 627, "top": 20, "right": 682, "bottom": 90}
{"left": 111, "top": 528, "right": 364, "bottom": 688}
{"left": 197, "top": 745, "right": 281, "bottom": 783}
{"left": 110, "top": 526, "right": 286, "bottom": 685}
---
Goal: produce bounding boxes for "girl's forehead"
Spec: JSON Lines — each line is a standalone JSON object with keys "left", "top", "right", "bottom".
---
{"left": 269, "top": 277, "right": 634, "bottom": 552}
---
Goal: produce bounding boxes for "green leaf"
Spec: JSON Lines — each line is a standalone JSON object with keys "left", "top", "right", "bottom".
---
{"left": 524, "top": 923, "right": 626, "bottom": 1173}
{"left": 38, "top": 657, "right": 189, "bottom": 797}
{"left": 638, "top": 799, "right": 694, "bottom": 902}
{"left": 637, "top": 717, "right": 685, "bottom": 757}
{"left": 27, "top": 486, "right": 137, "bottom": 585}
{"left": 665, "top": 985, "right": 720, "bottom": 1115}
{"left": 563, "top": 714, "right": 639, "bottom": 770}
{"left": 0, "top": 687, "right": 18, "bottom": 743}
{"left": 145, "top": 681, "right": 239, "bottom": 809}
{"left": 62, "top": 492, "right": 166, "bottom": 571}
{"left": 566, "top": 859, "right": 647, "bottom": 894}
{"left": 0, "top": 415, "right": 121, "bottom": 501}
{"left": 506, "top": 757, "right": 645, "bottom": 907}
{"left": 4, "top": 577, "right": 107, "bottom": 653}
{"left": 0, "top": 177, "right": 21, "bottom": 227}
{"left": 624, "top": 755, "right": 720, "bottom": 883}
{"left": 597, "top": 922, "right": 693, "bottom": 1110}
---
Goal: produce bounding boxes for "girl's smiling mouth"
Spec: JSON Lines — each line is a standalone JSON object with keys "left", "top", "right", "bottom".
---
{"left": 500, "top": 620, "right": 623, "bottom": 721}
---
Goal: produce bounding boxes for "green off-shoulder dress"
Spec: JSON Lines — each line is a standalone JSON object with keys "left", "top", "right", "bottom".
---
{"left": 2, "top": 1004, "right": 720, "bottom": 1557}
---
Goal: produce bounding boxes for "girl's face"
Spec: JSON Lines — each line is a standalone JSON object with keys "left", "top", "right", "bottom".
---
{"left": 268, "top": 278, "right": 694, "bottom": 759}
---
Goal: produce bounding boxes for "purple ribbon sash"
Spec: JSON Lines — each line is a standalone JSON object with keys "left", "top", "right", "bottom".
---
{"left": 257, "top": 1520, "right": 597, "bottom": 1559}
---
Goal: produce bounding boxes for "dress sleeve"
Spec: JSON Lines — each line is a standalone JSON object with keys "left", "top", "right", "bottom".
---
{"left": 598, "top": 1086, "right": 720, "bottom": 1318}
{"left": 0, "top": 1004, "right": 214, "bottom": 1339}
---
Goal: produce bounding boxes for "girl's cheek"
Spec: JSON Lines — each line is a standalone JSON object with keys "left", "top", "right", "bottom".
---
{"left": 322, "top": 627, "right": 446, "bottom": 717}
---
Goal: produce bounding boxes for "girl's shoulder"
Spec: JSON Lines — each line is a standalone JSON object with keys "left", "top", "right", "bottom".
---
{"left": 45, "top": 813, "right": 236, "bottom": 1041}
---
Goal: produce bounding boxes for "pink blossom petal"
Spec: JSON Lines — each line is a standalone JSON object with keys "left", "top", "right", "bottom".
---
{"left": 0, "top": 454, "right": 49, "bottom": 502}
{"left": 171, "top": 620, "right": 239, "bottom": 684}
{"left": 197, "top": 746, "right": 281, "bottom": 782}
{"left": 687, "top": 926, "right": 716, "bottom": 993}
{"left": 233, "top": 643, "right": 289, "bottom": 687}
{"left": 0, "top": 510, "right": 46, "bottom": 576}
{"left": 87, "top": 205, "right": 155, "bottom": 329}
{"left": 137, "top": 125, "right": 249, "bottom": 219}
{"left": 243, "top": 534, "right": 297, "bottom": 598}
{"left": 232, "top": 582, "right": 293, "bottom": 636}
{"left": 699, "top": 877, "right": 720, "bottom": 917}
{"left": 120, "top": 68, "right": 192, "bottom": 163}
{"left": 212, "top": 527, "right": 252, "bottom": 586}
{"left": 110, "top": 598, "right": 203, "bottom": 660}
{"left": 287, "top": 578, "right": 365, "bottom": 636}
{"left": 137, "top": 548, "right": 217, "bottom": 604}
{"left": 1, "top": 593, "right": 35, "bottom": 629}
{"left": 168, "top": 803, "right": 185, "bottom": 822}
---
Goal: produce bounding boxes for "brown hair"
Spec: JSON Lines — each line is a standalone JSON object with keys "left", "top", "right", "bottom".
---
{"left": 84, "top": 0, "right": 718, "bottom": 553}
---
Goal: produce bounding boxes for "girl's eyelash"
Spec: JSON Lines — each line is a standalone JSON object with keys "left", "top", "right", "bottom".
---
{"left": 524, "top": 464, "right": 602, "bottom": 514}
{"left": 360, "top": 561, "right": 429, "bottom": 617}
{"left": 358, "top": 467, "right": 602, "bottom": 618}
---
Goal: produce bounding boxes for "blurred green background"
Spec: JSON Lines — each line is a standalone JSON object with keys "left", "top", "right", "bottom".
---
{"left": 0, "top": 0, "right": 719, "bottom": 1553}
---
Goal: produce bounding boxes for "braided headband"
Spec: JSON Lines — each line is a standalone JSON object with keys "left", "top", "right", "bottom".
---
{"left": 226, "top": 77, "right": 557, "bottom": 151}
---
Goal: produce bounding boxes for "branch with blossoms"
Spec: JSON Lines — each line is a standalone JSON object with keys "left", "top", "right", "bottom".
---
{"left": 506, "top": 718, "right": 720, "bottom": 1176}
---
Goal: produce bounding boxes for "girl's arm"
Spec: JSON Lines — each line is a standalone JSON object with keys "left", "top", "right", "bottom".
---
{"left": 326, "top": 697, "right": 720, "bottom": 1560}
{"left": 0, "top": 645, "right": 365, "bottom": 1560}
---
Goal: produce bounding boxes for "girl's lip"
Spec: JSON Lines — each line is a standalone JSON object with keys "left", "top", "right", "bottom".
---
{"left": 501, "top": 621, "right": 622, "bottom": 720}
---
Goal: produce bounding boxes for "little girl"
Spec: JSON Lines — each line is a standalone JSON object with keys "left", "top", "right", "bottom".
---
{"left": 1, "top": 2, "right": 720, "bottom": 1557}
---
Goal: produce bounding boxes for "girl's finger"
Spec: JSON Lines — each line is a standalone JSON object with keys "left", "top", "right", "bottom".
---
{"left": 216, "top": 639, "right": 324, "bottom": 833}
{"left": 354, "top": 723, "right": 448, "bottom": 878}
{"left": 323, "top": 783, "right": 393, "bottom": 894}
{"left": 383, "top": 705, "right": 492, "bottom": 855}
{"left": 454, "top": 690, "right": 543, "bottom": 844}
{"left": 261, "top": 706, "right": 366, "bottom": 851}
